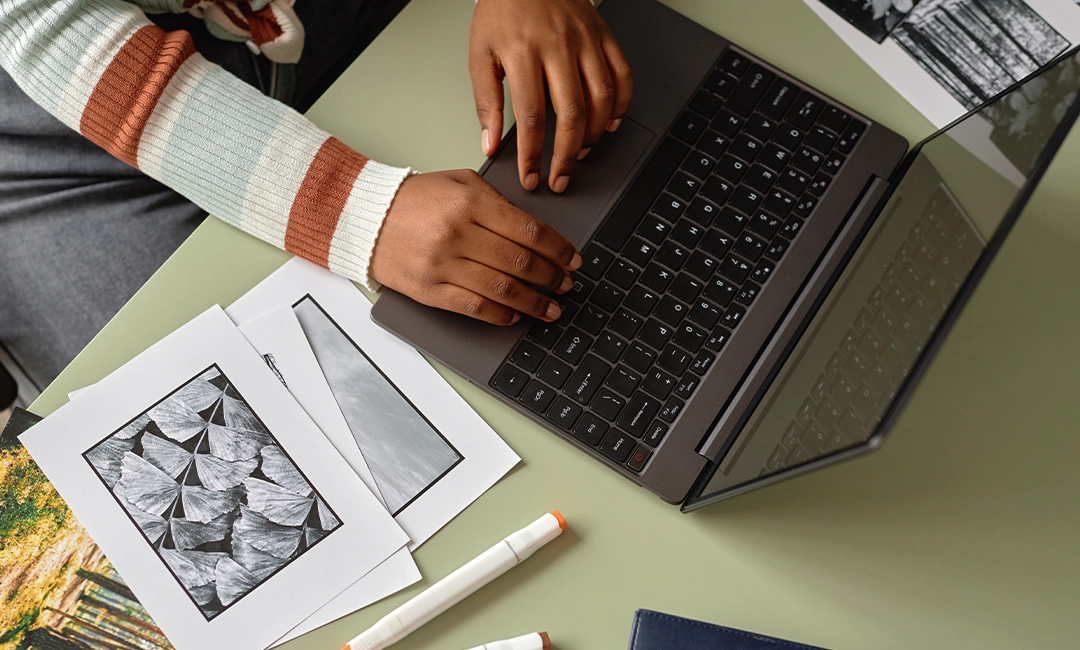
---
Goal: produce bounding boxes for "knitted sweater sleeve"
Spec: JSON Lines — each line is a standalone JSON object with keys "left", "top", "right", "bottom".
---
{"left": 0, "top": 0, "right": 409, "bottom": 290}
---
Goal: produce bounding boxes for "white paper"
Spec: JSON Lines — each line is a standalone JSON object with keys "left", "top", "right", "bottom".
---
{"left": 21, "top": 307, "right": 408, "bottom": 650}
{"left": 804, "top": 0, "right": 1080, "bottom": 127}
{"left": 226, "top": 258, "right": 520, "bottom": 549}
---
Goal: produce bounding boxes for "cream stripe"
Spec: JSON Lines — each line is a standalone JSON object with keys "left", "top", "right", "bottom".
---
{"left": 327, "top": 161, "right": 412, "bottom": 290}
{"left": 53, "top": 7, "right": 144, "bottom": 131}
{"left": 239, "top": 110, "right": 329, "bottom": 248}
{"left": 137, "top": 54, "right": 213, "bottom": 180}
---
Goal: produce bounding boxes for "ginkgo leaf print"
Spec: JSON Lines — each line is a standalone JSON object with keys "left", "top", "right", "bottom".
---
{"left": 222, "top": 393, "right": 267, "bottom": 435}
{"left": 260, "top": 445, "right": 313, "bottom": 497}
{"left": 245, "top": 477, "right": 312, "bottom": 526}
{"left": 115, "top": 485, "right": 168, "bottom": 543}
{"left": 195, "top": 453, "right": 258, "bottom": 491}
{"left": 234, "top": 504, "right": 303, "bottom": 559}
{"left": 316, "top": 497, "right": 340, "bottom": 531}
{"left": 207, "top": 423, "right": 266, "bottom": 462}
{"left": 169, "top": 512, "right": 233, "bottom": 550}
{"left": 85, "top": 435, "right": 135, "bottom": 488}
{"left": 118, "top": 452, "right": 182, "bottom": 516}
{"left": 173, "top": 375, "right": 226, "bottom": 412}
{"left": 149, "top": 397, "right": 210, "bottom": 443}
{"left": 231, "top": 537, "right": 289, "bottom": 581}
{"left": 215, "top": 556, "right": 260, "bottom": 606}
{"left": 141, "top": 432, "right": 195, "bottom": 479}
{"left": 116, "top": 413, "right": 151, "bottom": 439}
{"left": 161, "top": 549, "right": 227, "bottom": 590}
{"left": 181, "top": 484, "right": 242, "bottom": 524}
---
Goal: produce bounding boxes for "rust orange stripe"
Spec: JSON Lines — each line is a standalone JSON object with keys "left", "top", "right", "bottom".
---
{"left": 80, "top": 26, "right": 195, "bottom": 168}
{"left": 285, "top": 137, "right": 369, "bottom": 266}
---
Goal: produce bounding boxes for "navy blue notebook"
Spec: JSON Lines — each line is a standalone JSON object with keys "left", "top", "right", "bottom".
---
{"left": 629, "top": 610, "right": 828, "bottom": 650}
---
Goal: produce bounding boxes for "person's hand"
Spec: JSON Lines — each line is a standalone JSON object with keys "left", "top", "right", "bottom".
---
{"left": 470, "top": 0, "right": 633, "bottom": 193}
{"left": 369, "top": 170, "right": 583, "bottom": 325}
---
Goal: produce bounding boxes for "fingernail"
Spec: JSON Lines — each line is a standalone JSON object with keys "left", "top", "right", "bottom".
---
{"left": 482, "top": 129, "right": 491, "bottom": 155}
{"left": 570, "top": 252, "right": 582, "bottom": 270}
{"left": 525, "top": 172, "right": 539, "bottom": 190}
{"left": 577, "top": 147, "right": 591, "bottom": 160}
{"left": 510, "top": 312, "right": 521, "bottom": 324}
{"left": 607, "top": 118, "right": 622, "bottom": 132}
{"left": 559, "top": 274, "right": 573, "bottom": 293}
{"left": 545, "top": 302, "right": 561, "bottom": 321}
{"left": 553, "top": 175, "right": 569, "bottom": 193}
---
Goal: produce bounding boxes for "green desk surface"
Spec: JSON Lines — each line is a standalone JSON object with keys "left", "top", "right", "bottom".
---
{"left": 33, "top": 1, "right": 1080, "bottom": 648}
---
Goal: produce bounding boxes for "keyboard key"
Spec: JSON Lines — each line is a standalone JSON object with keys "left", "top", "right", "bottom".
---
{"left": 822, "top": 151, "right": 845, "bottom": 175}
{"left": 623, "top": 237, "right": 657, "bottom": 268}
{"left": 593, "top": 331, "right": 627, "bottom": 362}
{"left": 808, "top": 173, "right": 831, "bottom": 196}
{"left": 751, "top": 260, "right": 775, "bottom": 283}
{"left": 554, "top": 301, "right": 577, "bottom": 327}
{"left": 706, "top": 326, "right": 732, "bottom": 351}
{"left": 704, "top": 276, "right": 738, "bottom": 306}
{"left": 599, "top": 430, "right": 635, "bottom": 462}
{"left": 658, "top": 396, "right": 686, "bottom": 423}
{"left": 528, "top": 321, "right": 562, "bottom": 349}
{"left": 779, "top": 216, "right": 804, "bottom": 240}
{"left": 787, "top": 90, "right": 825, "bottom": 130}
{"left": 745, "top": 114, "right": 778, "bottom": 142}
{"left": 698, "top": 130, "right": 731, "bottom": 159}
{"left": 640, "top": 319, "right": 674, "bottom": 350}
{"left": 655, "top": 296, "right": 688, "bottom": 326}
{"left": 643, "top": 368, "right": 677, "bottom": 400}
{"left": 701, "top": 176, "right": 735, "bottom": 205}
{"left": 715, "top": 155, "right": 749, "bottom": 183}
{"left": 719, "top": 49, "right": 750, "bottom": 77}
{"left": 835, "top": 120, "right": 866, "bottom": 153}
{"left": 818, "top": 105, "right": 851, "bottom": 134}
{"left": 565, "top": 275, "right": 594, "bottom": 303}
{"left": 510, "top": 341, "right": 545, "bottom": 372}
{"left": 701, "top": 228, "right": 735, "bottom": 258}
{"left": 792, "top": 147, "right": 824, "bottom": 174}
{"left": 758, "top": 77, "right": 799, "bottom": 120}
{"left": 685, "top": 197, "right": 720, "bottom": 227}
{"left": 686, "top": 251, "right": 720, "bottom": 281}
{"left": 681, "top": 151, "right": 716, "bottom": 179}
{"left": 793, "top": 195, "right": 817, "bottom": 218}
{"left": 625, "top": 285, "right": 660, "bottom": 316}
{"left": 655, "top": 241, "right": 690, "bottom": 271}
{"left": 688, "top": 298, "right": 722, "bottom": 329}
{"left": 574, "top": 303, "right": 609, "bottom": 335}
{"left": 610, "top": 309, "right": 643, "bottom": 339}
{"left": 643, "top": 421, "right": 669, "bottom": 446}
{"left": 689, "top": 89, "right": 723, "bottom": 117}
{"left": 777, "top": 168, "right": 810, "bottom": 195}
{"left": 691, "top": 349, "right": 716, "bottom": 374}
{"left": 671, "top": 219, "right": 706, "bottom": 247}
{"left": 566, "top": 355, "right": 611, "bottom": 405}
{"left": 624, "top": 342, "right": 658, "bottom": 372}
{"left": 573, "top": 412, "right": 608, "bottom": 445}
{"left": 627, "top": 445, "right": 652, "bottom": 472}
{"left": 730, "top": 186, "right": 763, "bottom": 215}
{"left": 546, "top": 396, "right": 583, "bottom": 430}
{"left": 618, "top": 393, "right": 663, "bottom": 436}
{"left": 580, "top": 244, "right": 613, "bottom": 280}
{"left": 672, "top": 111, "right": 709, "bottom": 144}
{"left": 763, "top": 189, "right": 795, "bottom": 218}
{"left": 758, "top": 143, "right": 790, "bottom": 172}
{"left": 536, "top": 356, "right": 572, "bottom": 388}
{"left": 743, "top": 164, "right": 778, "bottom": 193}
{"left": 596, "top": 137, "right": 688, "bottom": 252}
{"left": 667, "top": 172, "right": 701, "bottom": 201}
{"left": 729, "top": 134, "right": 763, "bottom": 162}
{"left": 774, "top": 123, "right": 804, "bottom": 152}
{"left": 712, "top": 109, "right": 744, "bottom": 137}
{"left": 652, "top": 193, "right": 687, "bottom": 222}
{"left": 592, "top": 388, "right": 627, "bottom": 421}
{"left": 659, "top": 344, "right": 693, "bottom": 375}
{"left": 554, "top": 327, "right": 592, "bottom": 365}
{"left": 641, "top": 263, "right": 676, "bottom": 293}
{"left": 493, "top": 364, "right": 529, "bottom": 397}
{"left": 734, "top": 232, "right": 767, "bottom": 261}
{"left": 605, "top": 259, "right": 639, "bottom": 290}
{"left": 607, "top": 365, "right": 643, "bottom": 397}
{"left": 591, "top": 281, "right": 625, "bottom": 312}
{"left": 764, "top": 238, "right": 789, "bottom": 261}
{"left": 704, "top": 69, "right": 739, "bottom": 97}
{"left": 519, "top": 379, "right": 556, "bottom": 413}
{"left": 748, "top": 211, "right": 783, "bottom": 238}
{"left": 722, "top": 303, "right": 746, "bottom": 328}
{"left": 720, "top": 254, "right": 752, "bottom": 284}
{"left": 726, "top": 64, "right": 774, "bottom": 116}
{"left": 736, "top": 281, "right": 761, "bottom": 306}
{"left": 675, "top": 374, "right": 701, "bottom": 399}
{"left": 637, "top": 214, "right": 672, "bottom": 245}
{"left": 804, "top": 125, "right": 836, "bottom": 154}
{"left": 674, "top": 321, "right": 707, "bottom": 352}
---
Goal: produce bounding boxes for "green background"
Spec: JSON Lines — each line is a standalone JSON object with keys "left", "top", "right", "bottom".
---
{"left": 34, "top": 1, "right": 1080, "bottom": 648}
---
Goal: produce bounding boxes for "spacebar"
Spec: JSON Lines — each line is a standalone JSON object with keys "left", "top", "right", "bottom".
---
{"left": 595, "top": 137, "right": 690, "bottom": 252}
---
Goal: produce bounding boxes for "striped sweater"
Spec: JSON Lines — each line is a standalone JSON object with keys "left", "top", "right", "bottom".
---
{"left": 0, "top": 0, "right": 410, "bottom": 290}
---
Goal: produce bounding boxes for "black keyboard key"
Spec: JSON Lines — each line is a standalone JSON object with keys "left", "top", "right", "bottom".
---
{"left": 758, "top": 143, "right": 790, "bottom": 172}
{"left": 607, "top": 365, "right": 643, "bottom": 397}
{"left": 793, "top": 195, "right": 817, "bottom": 218}
{"left": 627, "top": 444, "right": 652, "bottom": 471}
{"left": 610, "top": 308, "right": 643, "bottom": 339}
{"left": 727, "top": 64, "right": 774, "bottom": 117}
{"left": 762, "top": 189, "right": 795, "bottom": 218}
{"left": 594, "top": 331, "right": 627, "bottom": 362}
{"left": 685, "top": 198, "right": 720, "bottom": 227}
{"left": 546, "top": 396, "right": 583, "bottom": 430}
{"left": 673, "top": 321, "right": 707, "bottom": 352}
{"left": 671, "top": 219, "right": 706, "bottom": 247}
{"left": 691, "top": 349, "right": 716, "bottom": 375}
{"left": 722, "top": 303, "right": 746, "bottom": 328}
{"left": 670, "top": 273, "right": 704, "bottom": 302}
{"left": 667, "top": 172, "right": 701, "bottom": 201}
{"left": 655, "top": 241, "right": 690, "bottom": 272}
{"left": 618, "top": 393, "right": 663, "bottom": 436}
{"left": 704, "top": 69, "right": 739, "bottom": 97}
{"left": 698, "top": 130, "right": 730, "bottom": 159}
{"left": 643, "top": 368, "right": 677, "bottom": 400}
{"left": 720, "top": 254, "right": 752, "bottom": 284}
{"left": 624, "top": 342, "right": 658, "bottom": 372}
{"left": 745, "top": 114, "right": 778, "bottom": 142}
{"left": 652, "top": 193, "right": 687, "bottom": 223}
{"left": 565, "top": 275, "right": 594, "bottom": 303}
{"left": 804, "top": 125, "right": 836, "bottom": 154}
{"left": 592, "top": 388, "right": 627, "bottom": 421}
{"left": 519, "top": 379, "right": 556, "bottom": 413}
{"left": 596, "top": 137, "right": 688, "bottom": 251}
{"left": 730, "top": 186, "right": 763, "bottom": 215}
{"left": 566, "top": 354, "right": 611, "bottom": 405}
{"left": 747, "top": 166, "right": 782, "bottom": 196}
{"left": 686, "top": 250, "right": 721, "bottom": 280}
{"left": 787, "top": 90, "right": 825, "bottom": 130}
{"left": 537, "top": 356, "right": 572, "bottom": 388}
{"left": 573, "top": 412, "right": 608, "bottom": 445}
{"left": 759, "top": 78, "right": 799, "bottom": 120}
{"left": 835, "top": 120, "right": 866, "bottom": 153}
{"left": 748, "top": 211, "right": 783, "bottom": 239}
{"left": 719, "top": 49, "right": 750, "bottom": 77}
{"left": 706, "top": 326, "right": 732, "bottom": 351}
{"left": 510, "top": 341, "right": 545, "bottom": 372}
{"left": 822, "top": 151, "right": 845, "bottom": 175}
{"left": 715, "top": 155, "right": 749, "bottom": 184}
{"left": 764, "top": 238, "right": 789, "bottom": 261}
{"left": 591, "top": 281, "right": 625, "bottom": 312}
{"left": 701, "top": 228, "right": 735, "bottom": 258}
{"left": 734, "top": 232, "right": 767, "bottom": 261}
{"left": 675, "top": 374, "right": 701, "bottom": 399}
{"left": 580, "top": 244, "right": 613, "bottom": 280}
{"left": 644, "top": 421, "right": 669, "bottom": 447}
{"left": 681, "top": 151, "right": 716, "bottom": 179}
{"left": 625, "top": 285, "right": 660, "bottom": 316}
{"left": 655, "top": 296, "right": 689, "bottom": 326}
{"left": 599, "top": 430, "right": 635, "bottom": 461}
{"left": 528, "top": 321, "right": 562, "bottom": 349}
{"left": 554, "top": 327, "right": 592, "bottom": 365}
{"left": 688, "top": 298, "right": 722, "bottom": 329}
{"left": 705, "top": 276, "right": 738, "bottom": 306}
{"left": 729, "top": 134, "right": 762, "bottom": 163}
{"left": 712, "top": 109, "right": 744, "bottom": 137}
{"left": 554, "top": 299, "right": 578, "bottom": 327}
{"left": 737, "top": 281, "right": 761, "bottom": 306}
{"left": 623, "top": 237, "right": 656, "bottom": 268}
{"left": 792, "top": 147, "right": 824, "bottom": 174}
{"left": 641, "top": 263, "right": 676, "bottom": 293}
{"left": 672, "top": 110, "right": 709, "bottom": 144}
{"left": 659, "top": 344, "right": 692, "bottom": 375}
{"left": 574, "top": 303, "right": 609, "bottom": 335}
{"left": 808, "top": 172, "right": 831, "bottom": 196}
{"left": 779, "top": 215, "right": 804, "bottom": 240}
{"left": 494, "top": 364, "right": 530, "bottom": 397}
{"left": 637, "top": 214, "right": 672, "bottom": 245}
{"left": 777, "top": 168, "right": 810, "bottom": 196}
{"left": 605, "top": 259, "right": 639, "bottom": 290}
{"left": 700, "top": 176, "right": 735, "bottom": 206}
{"left": 819, "top": 105, "right": 851, "bottom": 134}
{"left": 640, "top": 319, "right": 674, "bottom": 350}
{"left": 751, "top": 260, "right": 775, "bottom": 283}
{"left": 690, "top": 89, "right": 723, "bottom": 117}
{"left": 658, "top": 396, "right": 686, "bottom": 423}
{"left": 774, "top": 123, "right": 804, "bottom": 152}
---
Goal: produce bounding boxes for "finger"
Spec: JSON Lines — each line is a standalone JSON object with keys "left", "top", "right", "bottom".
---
{"left": 466, "top": 225, "right": 573, "bottom": 293}
{"left": 504, "top": 55, "right": 546, "bottom": 191}
{"left": 469, "top": 49, "right": 505, "bottom": 157}
{"left": 430, "top": 282, "right": 521, "bottom": 326}
{"left": 546, "top": 54, "right": 588, "bottom": 193}
{"left": 473, "top": 199, "right": 582, "bottom": 270}
{"left": 601, "top": 32, "right": 633, "bottom": 132}
{"left": 579, "top": 42, "right": 617, "bottom": 155}
{"left": 457, "top": 259, "right": 562, "bottom": 322}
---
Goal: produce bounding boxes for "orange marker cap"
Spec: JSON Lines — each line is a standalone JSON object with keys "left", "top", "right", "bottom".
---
{"left": 550, "top": 510, "right": 567, "bottom": 530}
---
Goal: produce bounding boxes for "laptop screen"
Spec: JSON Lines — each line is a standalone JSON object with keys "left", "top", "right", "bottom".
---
{"left": 690, "top": 47, "right": 1080, "bottom": 504}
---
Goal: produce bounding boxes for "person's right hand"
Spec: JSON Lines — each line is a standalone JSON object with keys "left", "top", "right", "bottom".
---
{"left": 369, "top": 169, "right": 582, "bottom": 325}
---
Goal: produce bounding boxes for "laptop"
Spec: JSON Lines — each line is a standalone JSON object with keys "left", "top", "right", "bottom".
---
{"left": 373, "top": 0, "right": 1080, "bottom": 509}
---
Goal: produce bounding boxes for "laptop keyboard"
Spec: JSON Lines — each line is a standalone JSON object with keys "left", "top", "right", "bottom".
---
{"left": 760, "top": 186, "right": 981, "bottom": 474}
{"left": 491, "top": 47, "right": 868, "bottom": 473}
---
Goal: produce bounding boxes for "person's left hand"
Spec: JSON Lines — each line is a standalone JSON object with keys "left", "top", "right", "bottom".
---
{"left": 470, "top": 0, "right": 633, "bottom": 194}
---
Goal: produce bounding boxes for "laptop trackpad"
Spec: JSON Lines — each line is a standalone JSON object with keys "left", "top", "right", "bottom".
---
{"left": 483, "top": 116, "right": 655, "bottom": 248}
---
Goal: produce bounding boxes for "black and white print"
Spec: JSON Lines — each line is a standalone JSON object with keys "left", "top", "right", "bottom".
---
{"left": 820, "top": 0, "right": 920, "bottom": 42}
{"left": 892, "top": 0, "right": 1069, "bottom": 109}
{"left": 291, "top": 296, "right": 463, "bottom": 517}
{"left": 83, "top": 366, "right": 342, "bottom": 621}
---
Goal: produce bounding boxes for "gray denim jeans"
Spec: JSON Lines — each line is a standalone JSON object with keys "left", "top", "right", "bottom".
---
{"left": 0, "top": 0, "right": 409, "bottom": 392}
